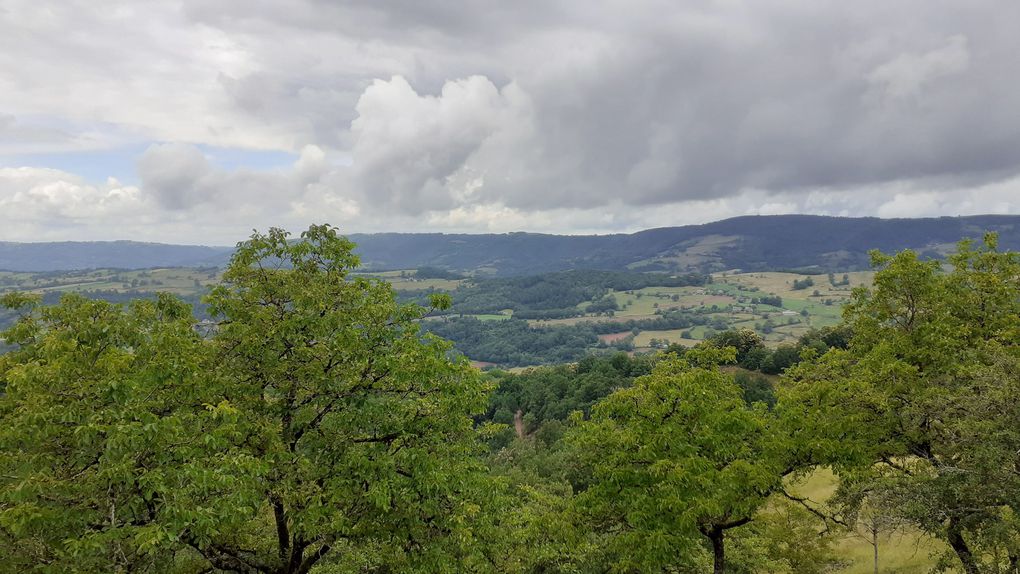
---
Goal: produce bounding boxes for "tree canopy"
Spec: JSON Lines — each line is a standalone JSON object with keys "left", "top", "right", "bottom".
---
{"left": 0, "top": 225, "right": 491, "bottom": 573}
{"left": 568, "top": 348, "right": 789, "bottom": 573}
{"left": 781, "top": 234, "right": 1020, "bottom": 572}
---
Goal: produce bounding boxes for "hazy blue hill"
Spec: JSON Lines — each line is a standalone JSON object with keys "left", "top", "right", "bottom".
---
{"left": 0, "top": 241, "right": 233, "bottom": 272}
{"left": 2, "top": 215, "right": 1018, "bottom": 274}
{"left": 350, "top": 214, "right": 1020, "bottom": 274}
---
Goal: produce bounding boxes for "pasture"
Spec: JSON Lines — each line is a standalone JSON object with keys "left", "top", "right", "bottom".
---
{"left": 787, "top": 468, "right": 944, "bottom": 573}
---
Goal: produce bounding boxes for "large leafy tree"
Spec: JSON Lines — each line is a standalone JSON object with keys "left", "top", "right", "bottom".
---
{"left": 0, "top": 225, "right": 491, "bottom": 573}
{"left": 0, "top": 292, "right": 219, "bottom": 572}
{"left": 780, "top": 234, "right": 1020, "bottom": 573}
{"left": 567, "top": 348, "right": 788, "bottom": 573}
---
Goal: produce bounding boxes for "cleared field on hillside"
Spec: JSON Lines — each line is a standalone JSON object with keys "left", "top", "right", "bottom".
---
{"left": 593, "top": 273, "right": 860, "bottom": 351}
{"left": 359, "top": 270, "right": 465, "bottom": 291}
{"left": 718, "top": 271, "right": 873, "bottom": 298}
{"left": 633, "top": 329, "right": 698, "bottom": 347}
{"left": 0, "top": 268, "right": 218, "bottom": 297}
{"left": 611, "top": 287, "right": 734, "bottom": 316}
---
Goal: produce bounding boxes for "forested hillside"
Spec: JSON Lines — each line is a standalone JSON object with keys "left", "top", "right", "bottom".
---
{"left": 4, "top": 214, "right": 1020, "bottom": 274}
{"left": 0, "top": 241, "right": 232, "bottom": 272}
{"left": 350, "top": 214, "right": 1020, "bottom": 274}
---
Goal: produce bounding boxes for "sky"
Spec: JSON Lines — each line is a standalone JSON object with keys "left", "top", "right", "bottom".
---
{"left": 1, "top": 0, "right": 1019, "bottom": 245}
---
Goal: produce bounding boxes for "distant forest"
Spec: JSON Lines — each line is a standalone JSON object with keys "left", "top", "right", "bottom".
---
{"left": 4, "top": 214, "right": 1020, "bottom": 274}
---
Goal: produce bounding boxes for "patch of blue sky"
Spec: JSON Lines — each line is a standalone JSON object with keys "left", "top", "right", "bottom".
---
{"left": 194, "top": 144, "right": 298, "bottom": 172}
{"left": 0, "top": 143, "right": 299, "bottom": 186}
{"left": 0, "top": 143, "right": 150, "bottom": 185}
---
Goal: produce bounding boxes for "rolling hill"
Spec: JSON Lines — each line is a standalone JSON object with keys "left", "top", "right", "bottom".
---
{"left": 2, "top": 214, "right": 1018, "bottom": 274}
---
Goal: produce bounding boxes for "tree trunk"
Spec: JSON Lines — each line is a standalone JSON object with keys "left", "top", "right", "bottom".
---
{"left": 947, "top": 518, "right": 980, "bottom": 574}
{"left": 872, "top": 528, "right": 879, "bottom": 574}
{"left": 709, "top": 527, "right": 725, "bottom": 574}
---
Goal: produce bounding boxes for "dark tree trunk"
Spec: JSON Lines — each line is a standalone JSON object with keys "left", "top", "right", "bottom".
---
{"left": 709, "top": 527, "right": 725, "bottom": 574}
{"left": 947, "top": 518, "right": 980, "bottom": 574}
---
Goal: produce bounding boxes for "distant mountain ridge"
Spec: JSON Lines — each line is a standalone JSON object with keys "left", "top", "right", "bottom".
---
{"left": 349, "top": 214, "right": 1020, "bottom": 274}
{"left": 2, "top": 215, "right": 1018, "bottom": 274}
{"left": 0, "top": 241, "right": 233, "bottom": 272}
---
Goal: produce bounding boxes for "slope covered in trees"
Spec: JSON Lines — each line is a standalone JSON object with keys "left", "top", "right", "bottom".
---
{"left": 4, "top": 215, "right": 1020, "bottom": 275}
{"left": 352, "top": 214, "right": 1020, "bottom": 274}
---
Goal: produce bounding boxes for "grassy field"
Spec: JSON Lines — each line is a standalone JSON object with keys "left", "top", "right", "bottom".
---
{"left": 633, "top": 329, "right": 698, "bottom": 347}
{"left": 357, "top": 270, "right": 465, "bottom": 291}
{"left": 0, "top": 268, "right": 218, "bottom": 297}
{"left": 579, "top": 273, "right": 863, "bottom": 351}
{"left": 787, "top": 469, "right": 944, "bottom": 573}
{"left": 528, "top": 315, "right": 637, "bottom": 327}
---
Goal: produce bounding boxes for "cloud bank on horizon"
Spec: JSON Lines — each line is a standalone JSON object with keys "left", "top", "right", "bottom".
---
{"left": 1, "top": 0, "right": 1019, "bottom": 244}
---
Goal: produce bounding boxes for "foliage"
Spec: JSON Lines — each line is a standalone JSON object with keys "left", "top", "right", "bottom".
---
{"left": 567, "top": 349, "right": 789, "bottom": 573}
{"left": 0, "top": 225, "right": 491, "bottom": 573}
{"left": 425, "top": 309, "right": 709, "bottom": 368}
{"left": 707, "top": 328, "right": 765, "bottom": 364}
{"left": 6, "top": 228, "right": 1020, "bottom": 573}
{"left": 424, "top": 317, "right": 602, "bottom": 366}
{"left": 732, "top": 371, "right": 777, "bottom": 408}
{"left": 414, "top": 266, "right": 464, "bottom": 280}
{"left": 727, "top": 499, "right": 843, "bottom": 573}
{"left": 483, "top": 353, "right": 653, "bottom": 431}
{"left": 791, "top": 277, "right": 815, "bottom": 290}
{"left": 751, "top": 295, "right": 782, "bottom": 307}
{"left": 780, "top": 233, "right": 1020, "bottom": 573}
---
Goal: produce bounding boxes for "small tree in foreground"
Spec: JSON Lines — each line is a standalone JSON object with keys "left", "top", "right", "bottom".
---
{"left": 568, "top": 348, "right": 789, "bottom": 573}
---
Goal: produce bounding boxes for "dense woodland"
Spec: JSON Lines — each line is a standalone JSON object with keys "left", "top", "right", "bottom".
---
{"left": 2, "top": 226, "right": 1019, "bottom": 573}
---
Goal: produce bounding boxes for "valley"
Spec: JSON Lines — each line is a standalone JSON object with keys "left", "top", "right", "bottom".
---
{"left": 0, "top": 266, "right": 873, "bottom": 368}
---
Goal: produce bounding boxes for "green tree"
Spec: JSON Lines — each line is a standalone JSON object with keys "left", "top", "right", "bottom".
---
{"left": 727, "top": 498, "right": 841, "bottom": 574}
{"left": 707, "top": 328, "right": 765, "bottom": 364}
{"left": 0, "top": 225, "right": 491, "bottom": 573}
{"left": 568, "top": 348, "right": 788, "bottom": 573}
{"left": 0, "top": 292, "right": 217, "bottom": 572}
{"left": 780, "top": 234, "right": 1020, "bottom": 573}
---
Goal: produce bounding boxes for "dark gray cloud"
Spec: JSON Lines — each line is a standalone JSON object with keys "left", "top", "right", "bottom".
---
{"left": 2, "top": 0, "right": 1019, "bottom": 241}
{"left": 182, "top": 0, "right": 1020, "bottom": 214}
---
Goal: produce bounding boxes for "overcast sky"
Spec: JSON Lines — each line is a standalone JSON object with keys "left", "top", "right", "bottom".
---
{"left": 1, "top": 1, "right": 1018, "bottom": 244}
